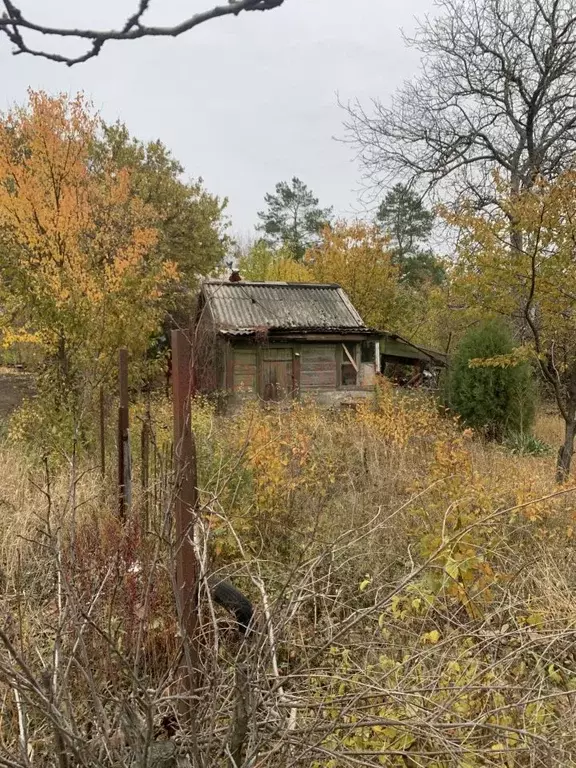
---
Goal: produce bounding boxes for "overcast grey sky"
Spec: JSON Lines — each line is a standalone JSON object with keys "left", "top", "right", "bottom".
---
{"left": 0, "top": 0, "right": 432, "bottom": 240}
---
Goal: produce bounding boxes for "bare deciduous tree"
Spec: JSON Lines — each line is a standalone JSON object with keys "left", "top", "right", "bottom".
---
{"left": 344, "top": 0, "right": 576, "bottom": 205}
{"left": 0, "top": 0, "right": 286, "bottom": 66}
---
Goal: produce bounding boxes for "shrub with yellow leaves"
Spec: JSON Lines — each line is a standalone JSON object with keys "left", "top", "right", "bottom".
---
{"left": 1, "top": 385, "right": 576, "bottom": 765}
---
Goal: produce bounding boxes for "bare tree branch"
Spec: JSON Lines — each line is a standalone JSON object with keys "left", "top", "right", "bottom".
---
{"left": 0, "top": 0, "right": 287, "bottom": 66}
{"left": 343, "top": 0, "right": 576, "bottom": 204}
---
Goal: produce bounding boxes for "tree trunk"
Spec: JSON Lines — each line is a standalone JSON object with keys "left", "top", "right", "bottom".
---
{"left": 509, "top": 173, "right": 532, "bottom": 343}
{"left": 556, "top": 419, "right": 576, "bottom": 484}
{"left": 57, "top": 334, "right": 70, "bottom": 389}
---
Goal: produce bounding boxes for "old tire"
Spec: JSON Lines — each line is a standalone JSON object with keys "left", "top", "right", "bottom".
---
{"left": 207, "top": 576, "right": 254, "bottom": 635}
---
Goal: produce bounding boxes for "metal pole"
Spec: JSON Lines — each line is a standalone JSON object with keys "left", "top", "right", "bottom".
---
{"left": 171, "top": 329, "right": 198, "bottom": 721}
{"left": 118, "top": 348, "right": 130, "bottom": 520}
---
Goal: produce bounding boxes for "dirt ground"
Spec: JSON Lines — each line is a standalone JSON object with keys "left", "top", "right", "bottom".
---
{"left": 0, "top": 368, "right": 35, "bottom": 424}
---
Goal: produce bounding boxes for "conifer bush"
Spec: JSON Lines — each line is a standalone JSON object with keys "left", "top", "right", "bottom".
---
{"left": 445, "top": 319, "right": 536, "bottom": 441}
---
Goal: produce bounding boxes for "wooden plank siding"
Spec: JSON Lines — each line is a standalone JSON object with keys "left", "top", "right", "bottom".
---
{"left": 233, "top": 348, "right": 258, "bottom": 392}
{"left": 300, "top": 345, "right": 337, "bottom": 390}
{"left": 381, "top": 338, "right": 416, "bottom": 359}
{"left": 227, "top": 341, "right": 374, "bottom": 399}
{"left": 380, "top": 336, "right": 446, "bottom": 366}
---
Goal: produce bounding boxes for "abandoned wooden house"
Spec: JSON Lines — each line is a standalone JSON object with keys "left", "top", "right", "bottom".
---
{"left": 194, "top": 280, "right": 381, "bottom": 405}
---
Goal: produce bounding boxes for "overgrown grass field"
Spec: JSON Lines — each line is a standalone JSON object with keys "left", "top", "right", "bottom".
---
{"left": 0, "top": 382, "right": 575, "bottom": 766}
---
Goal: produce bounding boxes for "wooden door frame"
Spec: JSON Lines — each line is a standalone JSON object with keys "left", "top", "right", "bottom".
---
{"left": 257, "top": 343, "right": 300, "bottom": 400}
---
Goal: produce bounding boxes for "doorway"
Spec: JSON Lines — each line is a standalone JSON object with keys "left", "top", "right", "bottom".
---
{"left": 261, "top": 347, "right": 294, "bottom": 401}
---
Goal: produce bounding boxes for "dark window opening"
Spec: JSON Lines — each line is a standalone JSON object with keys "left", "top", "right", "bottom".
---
{"left": 341, "top": 343, "right": 358, "bottom": 386}
{"left": 361, "top": 341, "right": 376, "bottom": 363}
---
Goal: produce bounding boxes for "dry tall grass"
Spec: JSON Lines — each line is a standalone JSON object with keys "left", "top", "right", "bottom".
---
{"left": 0, "top": 383, "right": 574, "bottom": 766}
{"left": 534, "top": 408, "right": 566, "bottom": 449}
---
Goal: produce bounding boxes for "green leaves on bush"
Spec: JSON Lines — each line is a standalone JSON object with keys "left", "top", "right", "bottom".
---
{"left": 444, "top": 319, "right": 537, "bottom": 441}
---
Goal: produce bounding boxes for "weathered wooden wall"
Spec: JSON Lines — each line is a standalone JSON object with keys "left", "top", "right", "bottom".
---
{"left": 233, "top": 347, "right": 258, "bottom": 393}
{"left": 359, "top": 362, "right": 377, "bottom": 388}
{"left": 217, "top": 340, "right": 378, "bottom": 408}
{"left": 300, "top": 344, "right": 337, "bottom": 391}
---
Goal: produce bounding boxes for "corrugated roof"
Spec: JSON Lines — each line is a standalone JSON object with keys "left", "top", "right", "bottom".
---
{"left": 201, "top": 280, "right": 370, "bottom": 332}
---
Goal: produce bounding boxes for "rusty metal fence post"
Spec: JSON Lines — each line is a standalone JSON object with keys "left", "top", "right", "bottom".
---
{"left": 171, "top": 329, "right": 198, "bottom": 721}
{"left": 118, "top": 348, "right": 131, "bottom": 520}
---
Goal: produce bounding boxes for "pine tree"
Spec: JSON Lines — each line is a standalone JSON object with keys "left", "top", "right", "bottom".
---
{"left": 377, "top": 184, "right": 444, "bottom": 286}
{"left": 256, "top": 177, "right": 332, "bottom": 261}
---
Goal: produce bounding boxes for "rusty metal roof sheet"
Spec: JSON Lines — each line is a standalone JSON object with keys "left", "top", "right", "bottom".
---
{"left": 200, "top": 280, "right": 371, "bottom": 332}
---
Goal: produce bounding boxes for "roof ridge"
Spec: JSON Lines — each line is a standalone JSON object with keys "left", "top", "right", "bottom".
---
{"left": 202, "top": 279, "right": 343, "bottom": 288}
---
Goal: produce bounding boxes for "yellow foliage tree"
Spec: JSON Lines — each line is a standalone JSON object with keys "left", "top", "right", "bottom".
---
{"left": 306, "top": 221, "right": 400, "bottom": 330}
{"left": 238, "top": 239, "right": 313, "bottom": 282}
{"left": 406, "top": 272, "right": 489, "bottom": 354}
{"left": 0, "top": 90, "right": 177, "bottom": 414}
{"left": 240, "top": 223, "right": 437, "bottom": 341}
{"left": 444, "top": 171, "right": 576, "bottom": 481}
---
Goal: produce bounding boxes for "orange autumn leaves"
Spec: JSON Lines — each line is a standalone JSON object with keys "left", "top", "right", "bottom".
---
{"left": 0, "top": 90, "right": 177, "bottom": 384}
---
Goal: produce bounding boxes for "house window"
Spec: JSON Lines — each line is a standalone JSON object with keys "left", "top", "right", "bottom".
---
{"left": 341, "top": 342, "right": 358, "bottom": 386}
{"left": 361, "top": 341, "right": 375, "bottom": 363}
